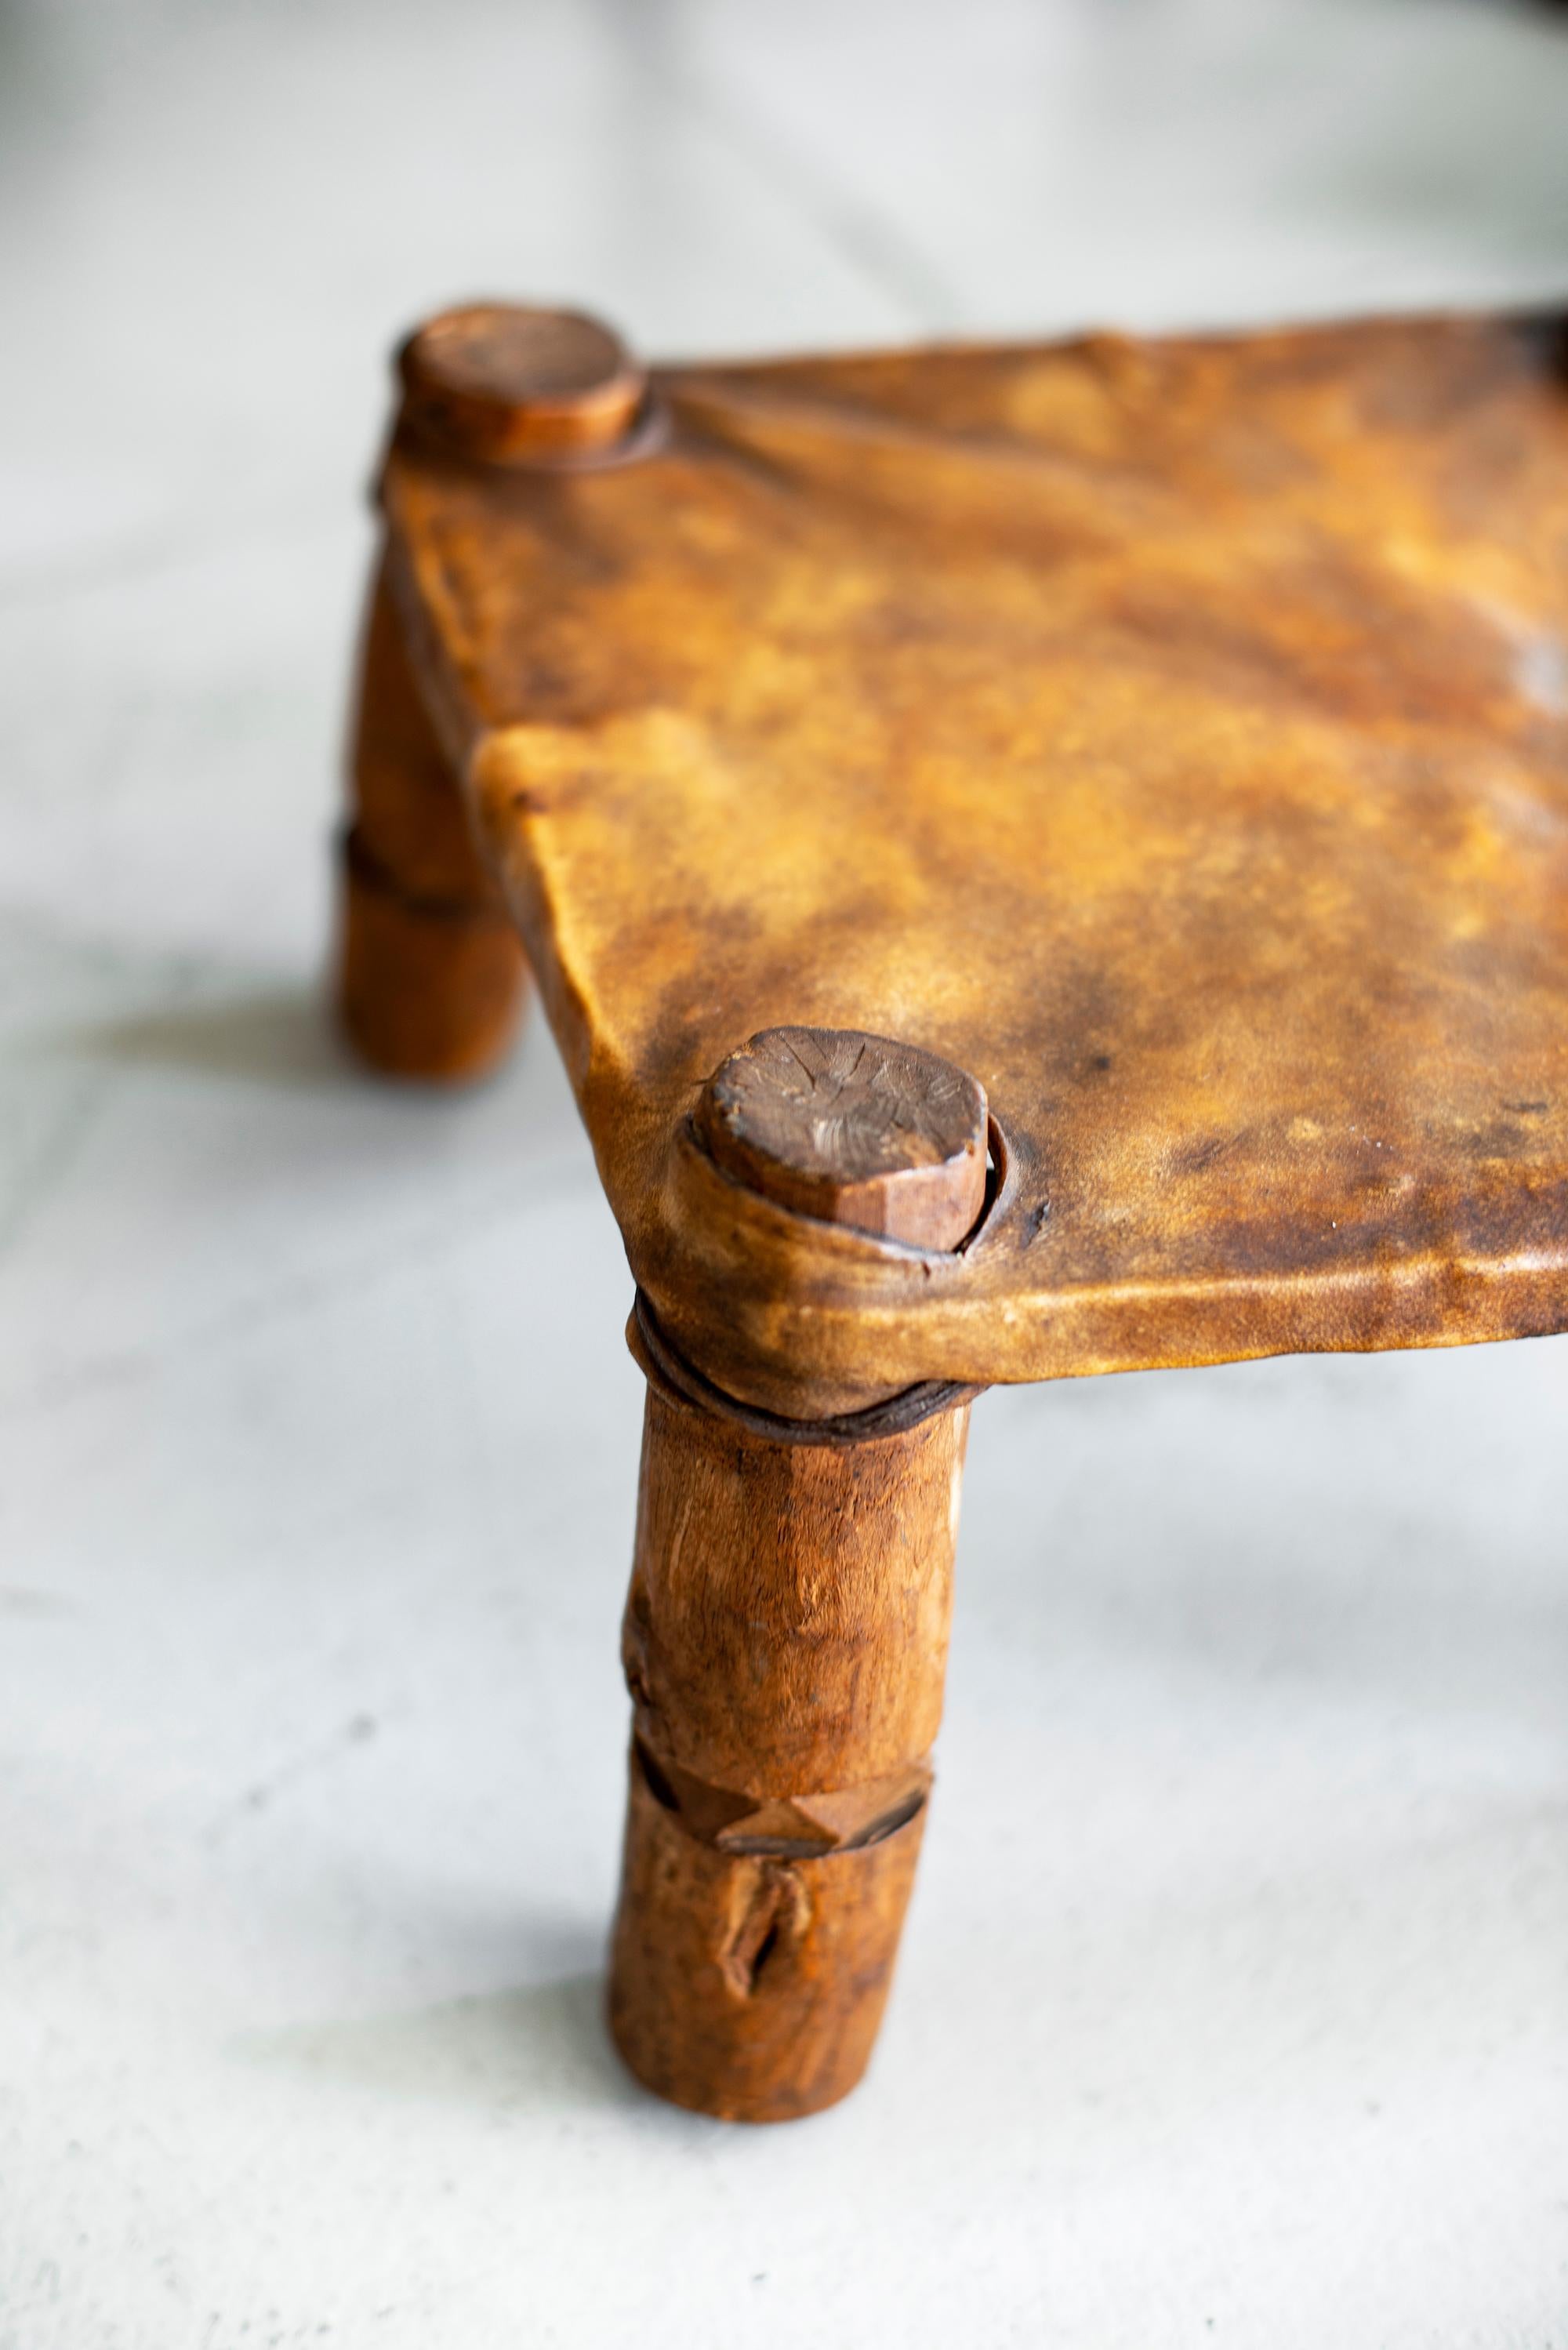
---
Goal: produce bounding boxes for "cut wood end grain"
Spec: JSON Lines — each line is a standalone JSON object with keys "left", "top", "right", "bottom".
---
{"left": 697, "top": 1026, "right": 989, "bottom": 1251}
{"left": 397, "top": 303, "right": 645, "bottom": 461}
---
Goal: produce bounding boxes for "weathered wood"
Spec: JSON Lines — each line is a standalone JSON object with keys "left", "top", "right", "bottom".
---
{"left": 397, "top": 303, "right": 645, "bottom": 463}
{"left": 610, "top": 1746, "right": 928, "bottom": 2124}
{"left": 609, "top": 1026, "right": 977, "bottom": 2117}
{"left": 608, "top": 1365, "right": 968, "bottom": 2120}
{"left": 336, "top": 559, "right": 528, "bottom": 1081}
{"left": 698, "top": 1026, "right": 989, "bottom": 1250}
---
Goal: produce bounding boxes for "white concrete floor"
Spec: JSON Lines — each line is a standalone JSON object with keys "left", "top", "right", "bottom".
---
{"left": 3, "top": 2, "right": 1568, "bottom": 2344}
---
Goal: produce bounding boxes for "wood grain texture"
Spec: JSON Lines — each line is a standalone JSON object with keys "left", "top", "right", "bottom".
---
{"left": 336, "top": 558, "right": 528, "bottom": 1081}
{"left": 622, "top": 1377, "right": 965, "bottom": 1795}
{"left": 608, "top": 1749, "right": 926, "bottom": 2123}
{"left": 397, "top": 303, "right": 644, "bottom": 463}
{"left": 376, "top": 310, "right": 1568, "bottom": 1411}
{"left": 608, "top": 1369, "right": 967, "bottom": 2119}
{"left": 698, "top": 1026, "right": 988, "bottom": 1248}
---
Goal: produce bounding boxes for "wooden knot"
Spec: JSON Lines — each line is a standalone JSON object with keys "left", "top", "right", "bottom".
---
{"left": 696, "top": 1026, "right": 988, "bottom": 1251}
{"left": 397, "top": 303, "right": 647, "bottom": 463}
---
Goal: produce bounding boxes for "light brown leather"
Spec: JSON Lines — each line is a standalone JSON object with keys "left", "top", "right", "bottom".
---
{"left": 379, "top": 312, "right": 1568, "bottom": 1415}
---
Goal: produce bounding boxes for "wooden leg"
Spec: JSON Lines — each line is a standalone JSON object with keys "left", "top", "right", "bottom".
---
{"left": 608, "top": 1360, "right": 968, "bottom": 2121}
{"left": 336, "top": 556, "right": 528, "bottom": 1082}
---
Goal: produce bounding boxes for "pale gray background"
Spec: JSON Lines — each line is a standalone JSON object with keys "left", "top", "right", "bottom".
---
{"left": 2, "top": 2, "right": 1567, "bottom": 2345}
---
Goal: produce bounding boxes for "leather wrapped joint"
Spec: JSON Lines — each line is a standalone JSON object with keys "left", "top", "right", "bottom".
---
{"left": 630, "top": 1288, "right": 982, "bottom": 1448}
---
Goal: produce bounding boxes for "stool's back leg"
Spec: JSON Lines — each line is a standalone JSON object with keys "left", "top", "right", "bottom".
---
{"left": 336, "top": 554, "right": 528, "bottom": 1082}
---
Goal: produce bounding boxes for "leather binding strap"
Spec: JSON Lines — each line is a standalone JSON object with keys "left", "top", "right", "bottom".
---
{"left": 629, "top": 1287, "right": 984, "bottom": 1448}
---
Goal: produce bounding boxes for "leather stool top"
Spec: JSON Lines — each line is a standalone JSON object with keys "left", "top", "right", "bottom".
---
{"left": 379, "top": 310, "right": 1568, "bottom": 1416}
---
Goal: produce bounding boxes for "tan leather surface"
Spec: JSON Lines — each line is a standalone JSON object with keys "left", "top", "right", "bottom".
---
{"left": 379, "top": 313, "right": 1568, "bottom": 1414}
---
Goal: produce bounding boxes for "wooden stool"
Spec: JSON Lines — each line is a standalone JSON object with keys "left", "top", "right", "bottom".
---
{"left": 334, "top": 300, "right": 1568, "bottom": 2120}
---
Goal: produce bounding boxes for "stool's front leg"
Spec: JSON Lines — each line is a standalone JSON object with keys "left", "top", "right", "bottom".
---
{"left": 610, "top": 1368, "right": 968, "bottom": 2122}
{"left": 608, "top": 1025, "right": 989, "bottom": 2119}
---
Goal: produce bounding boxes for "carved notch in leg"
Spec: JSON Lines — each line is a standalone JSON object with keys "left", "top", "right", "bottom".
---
{"left": 336, "top": 558, "right": 528, "bottom": 1082}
